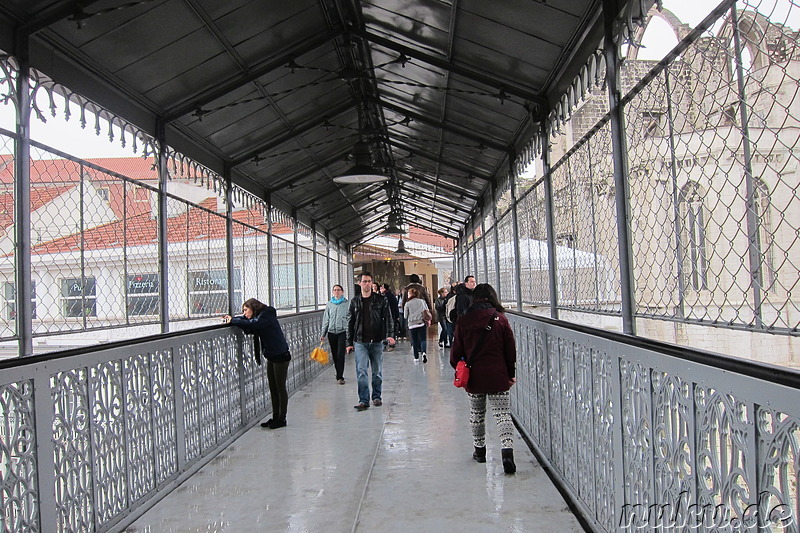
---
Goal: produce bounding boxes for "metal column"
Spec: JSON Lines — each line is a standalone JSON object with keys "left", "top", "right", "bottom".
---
{"left": 225, "top": 166, "right": 235, "bottom": 314}
{"left": 13, "top": 33, "right": 33, "bottom": 356}
{"left": 156, "top": 119, "right": 170, "bottom": 332}
{"left": 603, "top": 0, "right": 636, "bottom": 334}
{"left": 542, "top": 121, "right": 560, "bottom": 320}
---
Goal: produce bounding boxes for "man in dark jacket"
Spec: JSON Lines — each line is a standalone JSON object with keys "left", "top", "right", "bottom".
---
{"left": 452, "top": 275, "right": 477, "bottom": 323}
{"left": 346, "top": 272, "right": 395, "bottom": 410}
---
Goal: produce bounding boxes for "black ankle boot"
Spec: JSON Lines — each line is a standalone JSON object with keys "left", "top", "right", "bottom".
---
{"left": 501, "top": 448, "right": 516, "bottom": 474}
{"left": 472, "top": 446, "right": 486, "bottom": 463}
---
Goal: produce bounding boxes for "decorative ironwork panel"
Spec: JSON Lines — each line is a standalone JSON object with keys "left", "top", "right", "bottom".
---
{"left": 179, "top": 343, "right": 201, "bottom": 463}
{"left": 574, "top": 343, "right": 596, "bottom": 511}
{"left": 123, "top": 353, "right": 156, "bottom": 504}
{"left": 0, "top": 380, "right": 38, "bottom": 532}
{"left": 89, "top": 361, "right": 128, "bottom": 526}
{"left": 547, "top": 334, "right": 564, "bottom": 474}
{"left": 559, "top": 338, "right": 579, "bottom": 489}
{"left": 534, "top": 328, "right": 549, "bottom": 449}
{"left": 651, "top": 371, "right": 694, "bottom": 528}
{"left": 196, "top": 339, "right": 217, "bottom": 453}
{"left": 52, "top": 369, "right": 94, "bottom": 532}
{"left": 757, "top": 408, "right": 799, "bottom": 530}
{"left": 695, "top": 387, "right": 753, "bottom": 528}
{"left": 150, "top": 349, "right": 177, "bottom": 485}
{"left": 620, "top": 360, "right": 653, "bottom": 513}
{"left": 593, "top": 350, "right": 616, "bottom": 531}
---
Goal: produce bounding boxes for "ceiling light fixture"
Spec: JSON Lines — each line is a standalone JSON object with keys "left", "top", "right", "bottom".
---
{"left": 333, "top": 140, "right": 389, "bottom": 184}
{"left": 394, "top": 238, "right": 409, "bottom": 255}
{"left": 334, "top": 102, "right": 389, "bottom": 185}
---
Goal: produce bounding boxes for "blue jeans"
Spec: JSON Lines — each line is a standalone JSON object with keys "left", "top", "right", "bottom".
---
{"left": 445, "top": 321, "right": 455, "bottom": 346}
{"left": 354, "top": 342, "right": 383, "bottom": 404}
{"left": 409, "top": 326, "right": 427, "bottom": 357}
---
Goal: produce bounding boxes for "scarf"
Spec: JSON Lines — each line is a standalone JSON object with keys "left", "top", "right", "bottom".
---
{"left": 330, "top": 296, "right": 345, "bottom": 304}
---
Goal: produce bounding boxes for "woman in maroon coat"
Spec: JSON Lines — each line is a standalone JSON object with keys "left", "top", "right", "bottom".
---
{"left": 450, "top": 283, "right": 517, "bottom": 474}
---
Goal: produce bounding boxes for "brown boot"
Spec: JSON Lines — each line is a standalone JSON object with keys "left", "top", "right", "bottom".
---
{"left": 501, "top": 448, "right": 516, "bottom": 474}
{"left": 472, "top": 446, "right": 486, "bottom": 463}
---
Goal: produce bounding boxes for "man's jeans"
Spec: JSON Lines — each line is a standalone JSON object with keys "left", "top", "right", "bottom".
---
{"left": 354, "top": 342, "right": 383, "bottom": 405}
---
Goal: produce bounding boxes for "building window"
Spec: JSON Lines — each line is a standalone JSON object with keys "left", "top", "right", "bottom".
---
{"left": 127, "top": 274, "right": 160, "bottom": 315}
{"left": 61, "top": 277, "right": 97, "bottom": 317}
{"left": 3, "top": 281, "right": 37, "bottom": 320}
{"left": 753, "top": 179, "right": 776, "bottom": 292}
{"left": 188, "top": 269, "right": 241, "bottom": 316}
{"left": 679, "top": 182, "right": 708, "bottom": 291}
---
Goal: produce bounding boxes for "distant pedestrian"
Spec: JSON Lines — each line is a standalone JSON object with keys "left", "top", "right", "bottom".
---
{"left": 404, "top": 286, "right": 430, "bottom": 363}
{"left": 321, "top": 284, "right": 348, "bottom": 384}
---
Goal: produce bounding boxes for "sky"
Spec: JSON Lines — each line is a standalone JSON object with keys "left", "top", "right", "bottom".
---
{"left": 1, "top": 0, "right": 798, "bottom": 160}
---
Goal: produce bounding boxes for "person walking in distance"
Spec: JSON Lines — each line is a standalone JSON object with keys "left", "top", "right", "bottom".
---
{"left": 404, "top": 286, "right": 430, "bottom": 363}
{"left": 450, "top": 284, "right": 518, "bottom": 473}
{"left": 321, "top": 284, "right": 349, "bottom": 384}
{"left": 346, "top": 272, "right": 395, "bottom": 410}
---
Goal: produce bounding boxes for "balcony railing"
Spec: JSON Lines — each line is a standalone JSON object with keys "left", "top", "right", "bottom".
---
{"left": 508, "top": 312, "right": 800, "bottom": 532}
{"left": 0, "top": 311, "right": 324, "bottom": 532}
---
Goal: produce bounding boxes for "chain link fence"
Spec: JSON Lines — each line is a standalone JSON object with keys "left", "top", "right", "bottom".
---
{"left": 460, "top": 0, "right": 800, "bottom": 365}
{"left": 0, "top": 56, "right": 352, "bottom": 356}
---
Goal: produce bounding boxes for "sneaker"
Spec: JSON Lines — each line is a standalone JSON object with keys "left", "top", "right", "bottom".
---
{"left": 372, "top": 399, "right": 382, "bottom": 406}
{"left": 337, "top": 378, "right": 345, "bottom": 385}
{"left": 422, "top": 353, "right": 427, "bottom": 363}
{"left": 354, "top": 403, "right": 369, "bottom": 411}
{"left": 413, "top": 356, "right": 419, "bottom": 363}
{"left": 438, "top": 341, "right": 444, "bottom": 347}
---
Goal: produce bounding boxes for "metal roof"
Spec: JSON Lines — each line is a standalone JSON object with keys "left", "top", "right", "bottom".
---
{"left": 0, "top": 0, "right": 648, "bottom": 245}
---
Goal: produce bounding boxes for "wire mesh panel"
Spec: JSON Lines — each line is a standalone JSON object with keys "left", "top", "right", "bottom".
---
{"left": 0, "top": 130, "right": 18, "bottom": 341}
{"left": 315, "top": 249, "right": 328, "bottom": 308}
{"left": 516, "top": 183, "right": 552, "bottom": 308}
{"left": 484, "top": 219, "right": 498, "bottom": 290}
{"left": 550, "top": 126, "right": 622, "bottom": 314}
{"left": 625, "top": 2, "right": 800, "bottom": 335}
{"left": 296, "top": 223, "right": 314, "bottom": 311}
{"left": 497, "top": 211, "right": 517, "bottom": 307}
{"left": 231, "top": 195, "right": 270, "bottom": 308}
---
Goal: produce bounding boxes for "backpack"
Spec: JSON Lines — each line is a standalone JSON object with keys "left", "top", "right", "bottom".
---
{"left": 445, "top": 294, "right": 458, "bottom": 323}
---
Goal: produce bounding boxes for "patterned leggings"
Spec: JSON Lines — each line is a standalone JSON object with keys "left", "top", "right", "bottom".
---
{"left": 468, "top": 391, "right": 513, "bottom": 449}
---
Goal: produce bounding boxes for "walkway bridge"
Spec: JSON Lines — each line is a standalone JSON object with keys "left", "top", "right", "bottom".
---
{"left": 1, "top": 0, "right": 800, "bottom": 532}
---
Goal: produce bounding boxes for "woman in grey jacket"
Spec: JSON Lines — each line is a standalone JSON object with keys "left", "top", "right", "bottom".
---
{"left": 403, "top": 287, "right": 430, "bottom": 363}
{"left": 321, "top": 284, "right": 349, "bottom": 384}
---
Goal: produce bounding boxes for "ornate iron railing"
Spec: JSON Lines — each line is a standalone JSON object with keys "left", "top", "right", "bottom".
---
{"left": 0, "top": 311, "right": 324, "bottom": 532}
{"left": 508, "top": 311, "right": 800, "bottom": 532}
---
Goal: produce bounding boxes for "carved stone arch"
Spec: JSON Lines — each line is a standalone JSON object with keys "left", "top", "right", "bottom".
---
{"left": 627, "top": 7, "right": 691, "bottom": 60}
{"left": 717, "top": 10, "right": 771, "bottom": 72}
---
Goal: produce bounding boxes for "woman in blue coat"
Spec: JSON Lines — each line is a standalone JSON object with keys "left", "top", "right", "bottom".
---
{"left": 321, "top": 284, "right": 349, "bottom": 384}
{"left": 224, "top": 298, "right": 291, "bottom": 429}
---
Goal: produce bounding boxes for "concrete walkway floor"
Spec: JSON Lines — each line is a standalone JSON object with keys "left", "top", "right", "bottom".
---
{"left": 125, "top": 337, "right": 583, "bottom": 533}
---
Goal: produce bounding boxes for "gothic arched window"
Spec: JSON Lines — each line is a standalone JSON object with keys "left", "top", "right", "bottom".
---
{"left": 753, "top": 178, "right": 776, "bottom": 292}
{"left": 679, "top": 182, "right": 708, "bottom": 291}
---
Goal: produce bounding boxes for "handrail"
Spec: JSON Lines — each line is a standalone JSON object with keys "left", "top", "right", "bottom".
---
{"left": 507, "top": 312, "right": 800, "bottom": 532}
{"left": 0, "top": 311, "right": 325, "bottom": 532}
{"left": 505, "top": 310, "right": 800, "bottom": 390}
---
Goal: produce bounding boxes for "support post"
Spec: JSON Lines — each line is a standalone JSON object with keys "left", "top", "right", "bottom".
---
{"left": 156, "top": 119, "right": 170, "bottom": 333}
{"left": 542, "top": 121, "right": 560, "bottom": 320}
{"left": 603, "top": 0, "right": 636, "bottom": 334}
{"left": 225, "top": 166, "right": 235, "bottom": 314}
{"left": 13, "top": 34, "right": 33, "bottom": 356}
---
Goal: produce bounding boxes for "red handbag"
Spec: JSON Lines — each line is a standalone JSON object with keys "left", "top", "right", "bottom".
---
{"left": 453, "top": 311, "right": 497, "bottom": 388}
{"left": 453, "top": 359, "right": 469, "bottom": 387}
